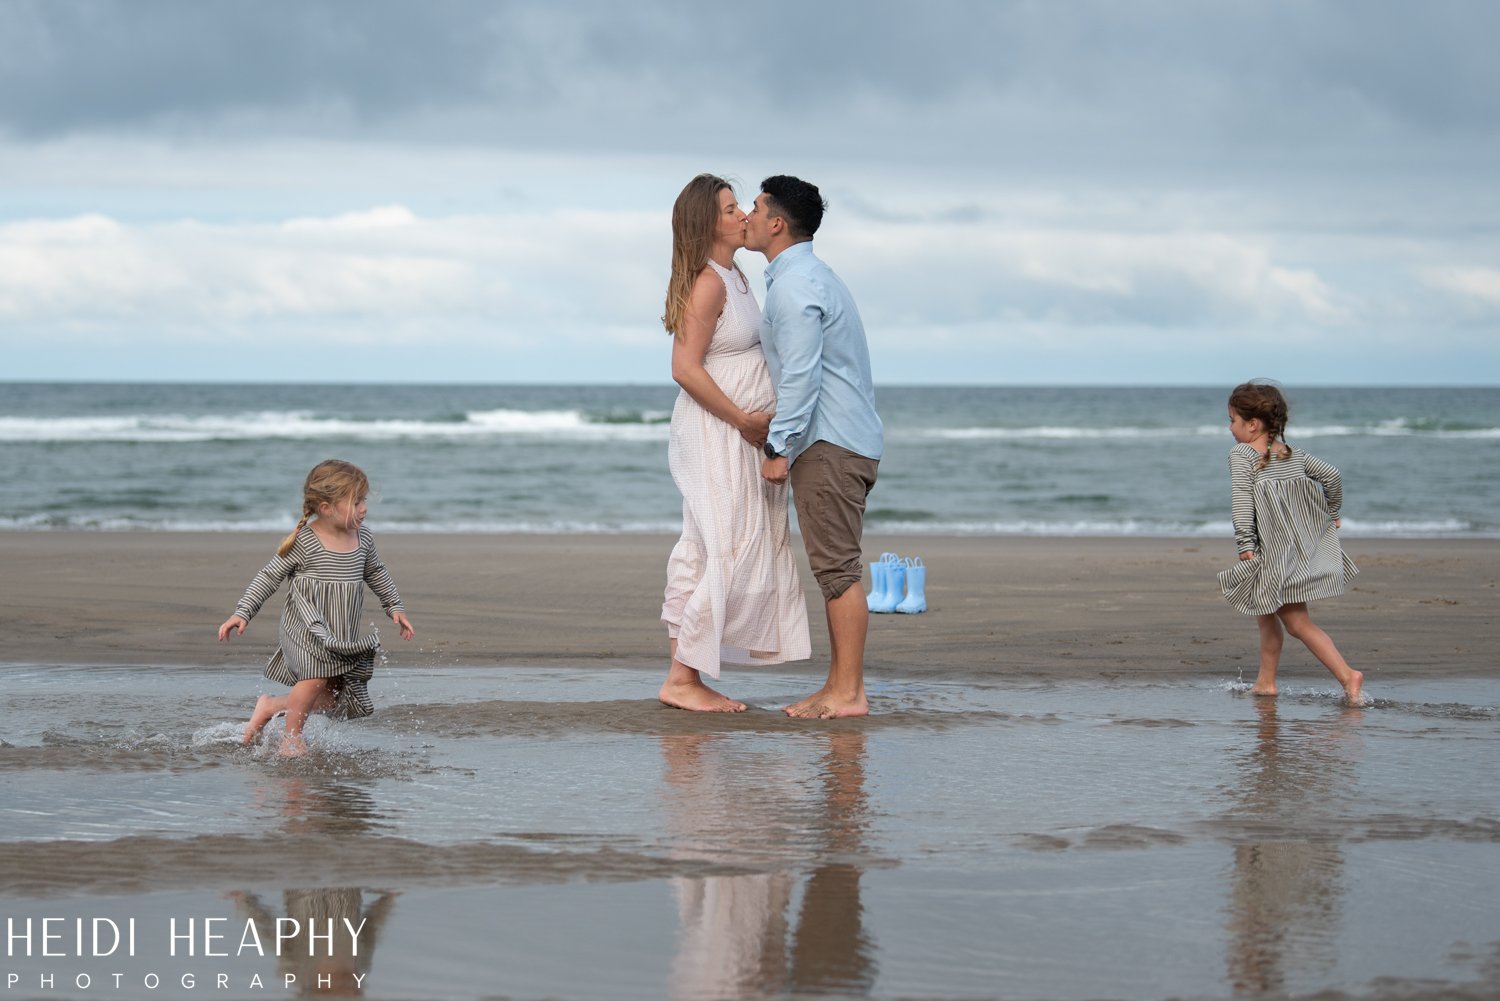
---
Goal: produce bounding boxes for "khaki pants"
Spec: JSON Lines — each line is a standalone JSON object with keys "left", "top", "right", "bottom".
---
{"left": 790, "top": 440, "right": 879, "bottom": 601}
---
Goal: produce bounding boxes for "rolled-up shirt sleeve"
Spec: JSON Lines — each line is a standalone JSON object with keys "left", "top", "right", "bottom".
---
{"left": 764, "top": 276, "right": 824, "bottom": 456}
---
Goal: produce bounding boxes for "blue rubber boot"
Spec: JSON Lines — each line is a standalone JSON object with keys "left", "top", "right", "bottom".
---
{"left": 871, "top": 560, "right": 906, "bottom": 613}
{"left": 866, "top": 555, "right": 890, "bottom": 611}
{"left": 896, "top": 558, "right": 927, "bottom": 613}
{"left": 867, "top": 552, "right": 897, "bottom": 611}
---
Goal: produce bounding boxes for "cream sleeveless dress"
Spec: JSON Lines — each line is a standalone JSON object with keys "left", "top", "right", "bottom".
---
{"left": 661, "top": 259, "right": 811, "bottom": 677}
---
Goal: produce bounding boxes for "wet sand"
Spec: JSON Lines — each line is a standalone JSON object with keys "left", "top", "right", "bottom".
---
{"left": 4, "top": 533, "right": 1500, "bottom": 1000}
{"left": 3, "top": 532, "right": 1495, "bottom": 680}
{"left": 4, "top": 663, "right": 1500, "bottom": 1000}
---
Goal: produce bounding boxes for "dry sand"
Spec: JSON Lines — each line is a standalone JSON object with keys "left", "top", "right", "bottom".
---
{"left": 4, "top": 532, "right": 1493, "bottom": 682}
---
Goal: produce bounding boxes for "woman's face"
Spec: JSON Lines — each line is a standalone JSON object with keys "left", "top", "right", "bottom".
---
{"left": 714, "top": 187, "right": 747, "bottom": 250}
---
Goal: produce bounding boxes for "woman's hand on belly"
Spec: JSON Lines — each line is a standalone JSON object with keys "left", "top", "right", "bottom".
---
{"left": 737, "top": 410, "right": 772, "bottom": 448}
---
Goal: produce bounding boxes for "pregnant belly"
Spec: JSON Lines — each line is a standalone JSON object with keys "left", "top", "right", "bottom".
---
{"left": 704, "top": 352, "right": 775, "bottom": 412}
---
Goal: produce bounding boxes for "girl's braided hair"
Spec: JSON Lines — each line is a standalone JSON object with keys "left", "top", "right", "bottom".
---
{"left": 1228, "top": 381, "right": 1290, "bottom": 470}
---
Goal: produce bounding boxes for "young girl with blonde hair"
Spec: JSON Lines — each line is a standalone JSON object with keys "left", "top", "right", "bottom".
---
{"left": 1219, "top": 382, "right": 1364, "bottom": 703}
{"left": 218, "top": 459, "right": 414, "bottom": 756}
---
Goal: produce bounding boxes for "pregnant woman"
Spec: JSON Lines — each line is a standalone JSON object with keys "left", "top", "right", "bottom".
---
{"left": 659, "top": 174, "right": 811, "bottom": 712}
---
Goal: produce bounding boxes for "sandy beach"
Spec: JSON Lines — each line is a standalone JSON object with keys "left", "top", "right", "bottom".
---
{"left": 3, "top": 532, "right": 1494, "bottom": 681}
{"left": 5, "top": 532, "right": 1500, "bottom": 1001}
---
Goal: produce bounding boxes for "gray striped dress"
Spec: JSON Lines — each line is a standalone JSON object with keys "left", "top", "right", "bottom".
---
{"left": 233, "top": 525, "right": 405, "bottom": 719}
{"left": 1218, "top": 442, "right": 1358, "bottom": 615}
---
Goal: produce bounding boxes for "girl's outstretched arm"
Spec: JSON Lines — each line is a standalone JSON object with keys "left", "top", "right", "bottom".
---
{"left": 230, "top": 549, "right": 299, "bottom": 625}
{"left": 361, "top": 530, "right": 410, "bottom": 638}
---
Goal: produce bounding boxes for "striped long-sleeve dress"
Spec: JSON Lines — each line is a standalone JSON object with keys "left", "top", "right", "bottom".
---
{"left": 1218, "top": 442, "right": 1358, "bottom": 615}
{"left": 233, "top": 525, "right": 405, "bottom": 719}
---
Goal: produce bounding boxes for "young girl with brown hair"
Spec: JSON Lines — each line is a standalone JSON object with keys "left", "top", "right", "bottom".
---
{"left": 1219, "top": 382, "right": 1365, "bottom": 703}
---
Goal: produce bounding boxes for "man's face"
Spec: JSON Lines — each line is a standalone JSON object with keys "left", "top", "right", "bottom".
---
{"left": 743, "top": 192, "right": 776, "bottom": 253}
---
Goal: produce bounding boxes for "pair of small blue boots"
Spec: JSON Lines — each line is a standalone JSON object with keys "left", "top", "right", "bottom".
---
{"left": 867, "top": 552, "right": 927, "bottom": 613}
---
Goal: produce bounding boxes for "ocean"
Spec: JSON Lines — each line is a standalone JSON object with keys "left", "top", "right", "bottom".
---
{"left": 1, "top": 382, "right": 1496, "bottom": 537}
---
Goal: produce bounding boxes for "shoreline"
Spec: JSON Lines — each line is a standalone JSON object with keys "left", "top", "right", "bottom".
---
{"left": 4, "top": 532, "right": 1494, "bottom": 681}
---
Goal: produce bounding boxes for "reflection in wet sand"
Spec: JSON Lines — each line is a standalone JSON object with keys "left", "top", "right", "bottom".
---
{"left": 1225, "top": 699, "right": 1363, "bottom": 995}
{"left": 231, "top": 778, "right": 397, "bottom": 996}
{"left": 661, "top": 730, "right": 875, "bottom": 1000}
{"left": 230, "top": 888, "right": 397, "bottom": 997}
{"left": 253, "top": 773, "right": 391, "bottom": 839}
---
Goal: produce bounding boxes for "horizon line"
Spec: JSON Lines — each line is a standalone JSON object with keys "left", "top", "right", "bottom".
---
{"left": 4, "top": 378, "right": 1499, "bottom": 390}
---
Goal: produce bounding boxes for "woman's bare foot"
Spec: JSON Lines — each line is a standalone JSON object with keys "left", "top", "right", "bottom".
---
{"left": 242, "top": 696, "right": 282, "bottom": 744}
{"left": 1249, "top": 684, "right": 1278, "bottom": 696}
{"left": 658, "top": 678, "right": 747, "bottom": 713}
{"left": 784, "top": 690, "right": 868, "bottom": 719}
{"left": 277, "top": 733, "right": 309, "bottom": 758}
{"left": 1341, "top": 670, "right": 1365, "bottom": 705}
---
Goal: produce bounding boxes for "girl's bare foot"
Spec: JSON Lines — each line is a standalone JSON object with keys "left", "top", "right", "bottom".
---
{"left": 1249, "top": 684, "right": 1278, "bottom": 696}
{"left": 278, "top": 734, "right": 309, "bottom": 758}
{"left": 1342, "top": 670, "right": 1365, "bottom": 706}
{"left": 658, "top": 678, "right": 747, "bottom": 713}
{"left": 242, "top": 696, "right": 281, "bottom": 744}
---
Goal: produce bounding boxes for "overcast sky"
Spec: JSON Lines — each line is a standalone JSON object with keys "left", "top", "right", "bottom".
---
{"left": 1, "top": 0, "right": 1496, "bottom": 385}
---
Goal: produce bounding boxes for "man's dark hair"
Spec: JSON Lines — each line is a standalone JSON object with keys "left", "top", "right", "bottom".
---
{"left": 760, "top": 175, "right": 826, "bottom": 240}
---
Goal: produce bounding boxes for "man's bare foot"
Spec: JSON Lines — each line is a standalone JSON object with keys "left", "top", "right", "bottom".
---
{"left": 242, "top": 696, "right": 280, "bottom": 744}
{"left": 1341, "top": 670, "right": 1365, "bottom": 706}
{"left": 658, "top": 679, "right": 747, "bottom": 713}
{"left": 1249, "top": 684, "right": 1278, "bottom": 696}
{"left": 278, "top": 734, "right": 309, "bottom": 758}
{"left": 784, "top": 692, "right": 868, "bottom": 719}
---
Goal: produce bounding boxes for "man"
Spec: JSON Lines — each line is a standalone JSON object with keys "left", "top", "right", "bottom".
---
{"left": 744, "top": 175, "right": 883, "bottom": 719}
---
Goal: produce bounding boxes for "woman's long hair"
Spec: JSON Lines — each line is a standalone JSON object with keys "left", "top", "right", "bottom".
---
{"left": 662, "top": 174, "right": 737, "bottom": 338}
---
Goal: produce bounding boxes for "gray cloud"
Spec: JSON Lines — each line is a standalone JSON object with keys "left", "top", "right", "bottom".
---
{"left": 0, "top": 1, "right": 500, "bottom": 134}
{"left": 2, "top": 0, "right": 1496, "bottom": 173}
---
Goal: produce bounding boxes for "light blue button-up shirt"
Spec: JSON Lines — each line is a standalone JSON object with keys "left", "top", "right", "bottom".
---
{"left": 761, "top": 241, "right": 884, "bottom": 465}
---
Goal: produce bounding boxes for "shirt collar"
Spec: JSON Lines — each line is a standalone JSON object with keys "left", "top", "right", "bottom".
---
{"left": 763, "top": 240, "right": 814, "bottom": 285}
